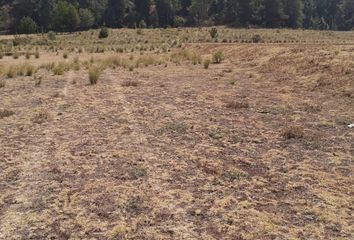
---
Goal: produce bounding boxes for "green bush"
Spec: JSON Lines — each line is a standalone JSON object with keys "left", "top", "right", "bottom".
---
{"left": 18, "top": 17, "right": 38, "bottom": 34}
{"left": 47, "top": 31, "right": 56, "bottom": 41}
{"left": 99, "top": 27, "right": 109, "bottom": 39}
{"left": 210, "top": 27, "right": 218, "bottom": 39}
{"left": 212, "top": 50, "right": 224, "bottom": 64}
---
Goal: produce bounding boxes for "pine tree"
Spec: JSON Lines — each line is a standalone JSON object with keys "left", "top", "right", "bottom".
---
{"left": 156, "top": 0, "right": 175, "bottom": 27}
{"left": 264, "top": 0, "right": 284, "bottom": 27}
{"left": 283, "top": 0, "right": 303, "bottom": 28}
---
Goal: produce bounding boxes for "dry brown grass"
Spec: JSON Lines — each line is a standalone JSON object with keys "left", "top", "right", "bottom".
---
{"left": 281, "top": 125, "right": 305, "bottom": 139}
{"left": 0, "top": 28, "right": 353, "bottom": 240}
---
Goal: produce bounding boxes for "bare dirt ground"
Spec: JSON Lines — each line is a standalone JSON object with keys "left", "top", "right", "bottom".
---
{"left": 0, "top": 43, "right": 353, "bottom": 239}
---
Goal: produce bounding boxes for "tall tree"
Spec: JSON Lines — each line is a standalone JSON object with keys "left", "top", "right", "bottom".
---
{"left": 283, "top": 0, "right": 303, "bottom": 28}
{"left": 53, "top": 1, "right": 80, "bottom": 32}
{"left": 264, "top": 0, "right": 284, "bottom": 27}
{"left": 189, "top": 0, "right": 211, "bottom": 25}
{"left": 238, "top": 0, "right": 253, "bottom": 25}
{"left": 156, "top": 0, "right": 175, "bottom": 27}
{"left": 105, "top": 0, "right": 126, "bottom": 27}
{"left": 135, "top": 0, "right": 152, "bottom": 26}
{"left": 339, "top": 0, "right": 354, "bottom": 30}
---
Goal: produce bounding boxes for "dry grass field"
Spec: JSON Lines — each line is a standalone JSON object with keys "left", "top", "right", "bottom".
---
{"left": 0, "top": 27, "right": 353, "bottom": 240}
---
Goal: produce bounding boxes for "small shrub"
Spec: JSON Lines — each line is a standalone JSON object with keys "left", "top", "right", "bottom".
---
{"left": 252, "top": 34, "right": 262, "bottom": 43}
{"left": 203, "top": 59, "right": 211, "bottom": 69}
{"left": 210, "top": 27, "right": 218, "bottom": 39}
{"left": 88, "top": 66, "right": 102, "bottom": 85}
{"left": 281, "top": 125, "right": 304, "bottom": 139}
{"left": 191, "top": 53, "right": 201, "bottom": 65}
{"left": 7, "top": 67, "right": 17, "bottom": 78}
{"left": 53, "top": 63, "right": 67, "bottom": 75}
{"left": 99, "top": 26, "right": 109, "bottom": 39}
{"left": 47, "top": 31, "right": 56, "bottom": 41}
{"left": 25, "top": 65, "right": 35, "bottom": 76}
{"left": 63, "top": 52, "right": 68, "bottom": 59}
{"left": 212, "top": 50, "right": 224, "bottom": 64}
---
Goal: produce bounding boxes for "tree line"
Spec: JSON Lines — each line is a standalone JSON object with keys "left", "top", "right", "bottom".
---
{"left": 0, "top": 0, "right": 353, "bottom": 34}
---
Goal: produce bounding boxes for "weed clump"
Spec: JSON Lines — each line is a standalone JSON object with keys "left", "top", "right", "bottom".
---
{"left": 88, "top": 66, "right": 102, "bottom": 85}
{"left": 203, "top": 59, "right": 211, "bottom": 69}
{"left": 210, "top": 27, "right": 218, "bottom": 39}
{"left": 212, "top": 50, "right": 224, "bottom": 64}
{"left": 25, "top": 65, "right": 35, "bottom": 76}
{"left": 99, "top": 26, "right": 109, "bottom": 39}
{"left": 47, "top": 31, "right": 56, "bottom": 41}
{"left": 252, "top": 34, "right": 262, "bottom": 43}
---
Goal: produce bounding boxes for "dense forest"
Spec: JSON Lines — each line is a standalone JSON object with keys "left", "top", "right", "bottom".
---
{"left": 0, "top": 0, "right": 353, "bottom": 33}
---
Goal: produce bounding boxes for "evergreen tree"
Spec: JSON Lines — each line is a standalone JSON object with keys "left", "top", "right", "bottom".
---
{"left": 264, "top": 0, "right": 284, "bottom": 27}
{"left": 105, "top": 0, "right": 125, "bottom": 27}
{"left": 18, "top": 16, "right": 37, "bottom": 33}
{"left": 283, "top": 0, "right": 303, "bottom": 28}
{"left": 79, "top": 8, "right": 94, "bottom": 30}
{"left": 53, "top": 1, "right": 80, "bottom": 32}
{"left": 339, "top": 0, "right": 354, "bottom": 30}
{"left": 189, "top": 0, "right": 211, "bottom": 25}
{"left": 156, "top": 0, "right": 175, "bottom": 27}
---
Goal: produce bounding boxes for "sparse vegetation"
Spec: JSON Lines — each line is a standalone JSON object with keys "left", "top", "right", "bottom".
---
{"left": 212, "top": 50, "right": 224, "bottom": 64}
{"left": 99, "top": 26, "right": 109, "bottom": 39}
{"left": 203, "top": 59, "right": 211, "bottom": 69}
{"left": 88, "top": 66, "right": 102, "bottom": 85}
{"left": 31, "top": 109, "right": 51, "bottom": 124}
{"left": 210, "top": 27, "right": 218, "bottom": 39}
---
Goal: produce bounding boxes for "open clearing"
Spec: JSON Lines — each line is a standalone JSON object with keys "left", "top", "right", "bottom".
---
{"left": 0, "top": 28, "right": 353, "bottom": 239}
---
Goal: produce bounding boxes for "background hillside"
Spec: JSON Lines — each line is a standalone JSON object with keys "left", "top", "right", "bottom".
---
{"left": 0, "top": 0, "right": 354, "bottom": 34}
